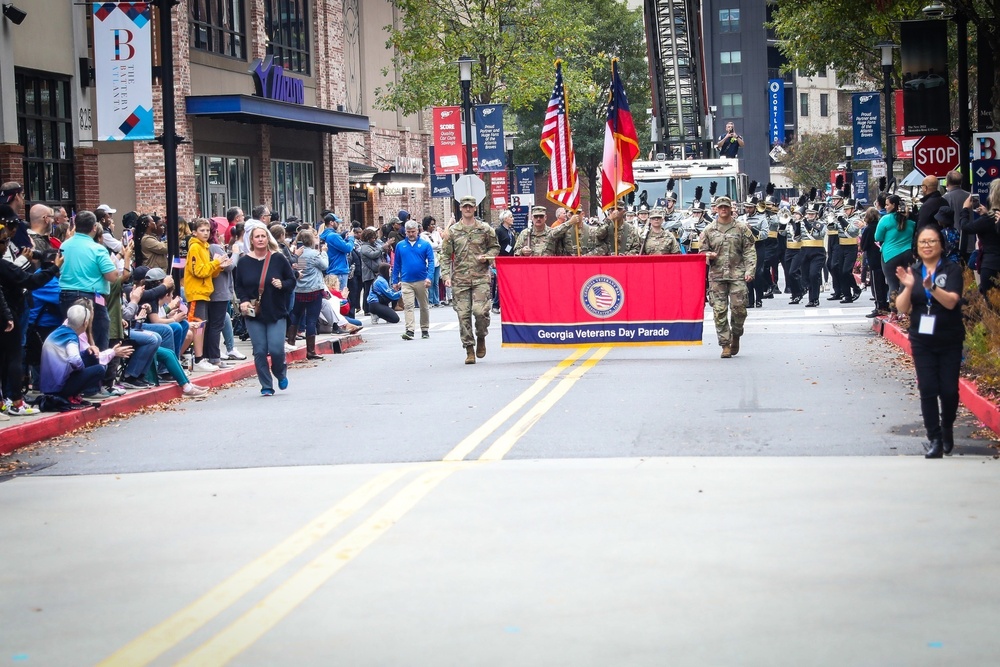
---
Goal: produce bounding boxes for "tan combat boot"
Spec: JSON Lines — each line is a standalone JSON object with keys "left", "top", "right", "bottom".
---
{"left": 465, "top": 346, "right": 477, "bottom": 364}
{"left": 730, "top": 334, "right": 740, "bottom": 356}
{"left": 721, "top": 344, "right": 732, "bottom": 358}
{"left": 476, "top": 335, "right": 487, "bottom": 358}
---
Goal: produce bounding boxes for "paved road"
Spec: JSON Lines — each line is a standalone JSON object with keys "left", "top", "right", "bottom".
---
{"left": 2, "top": 295, "right": 998, "bottom": 665}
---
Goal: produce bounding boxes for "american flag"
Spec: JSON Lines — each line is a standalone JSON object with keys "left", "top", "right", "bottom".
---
{"left": 591, "top": 285, "right": 615, "bottom": 309}
{"left": 540, "top": 60, "right": 580, "bottom": 211}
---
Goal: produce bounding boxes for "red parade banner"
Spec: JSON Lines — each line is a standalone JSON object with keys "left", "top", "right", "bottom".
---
{"left": 433, "top": 106, "right": 464, "bottom": 175}
{"left": 496, "top": 255, "right": 706, "bottom": 347}
{"left": 490, "top": 173, "right": 509, "bottom": 210}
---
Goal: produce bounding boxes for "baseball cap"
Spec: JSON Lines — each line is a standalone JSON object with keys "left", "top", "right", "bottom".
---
{"left": 459, "top": 196, "right": 477, "bottom": 207}
{"left": 323, "top": 212, "right": 341, "bottom": 224}
{"left": 144, "top": 267, "right": 167, "bottom": 282}
{"left": 714, "top": 196, "right": 733, "bottom": 208}
{"left": 96, "top": 204, "right": 117, "bottom": 215}
{"left": 0, "top": 184, "right": 22, "bottom": 203}
{"left": 398, "top": 210, "right": 411, "bottom": 222}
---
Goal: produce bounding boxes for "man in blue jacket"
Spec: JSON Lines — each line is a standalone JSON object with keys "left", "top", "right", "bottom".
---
{"left": 319, "top": 213, "right": 354, "bottom": 290}
{"left": 391, "top": 220, "right": 435, "bottom": 340}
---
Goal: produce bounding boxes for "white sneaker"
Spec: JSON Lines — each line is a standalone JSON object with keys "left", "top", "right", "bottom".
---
{"left": 284, "top": 342, "right": 295, "bottom": 353}
{"left": 371, "top": 315, "right": 379, "bottom": 324}
{"left": 7, "top": 403, "right": 40, "bottom": 416}
{"left": 194, "top": 359, "right": 220, "bottom": 373}
{"left": 213, "top": 360, "right": 231, "bottom": 369}
{"left": 182, "top": 383, "right": 208, "bottom": 397}
{"left": 226, "top": 348, "right": 247, "bottom": 360}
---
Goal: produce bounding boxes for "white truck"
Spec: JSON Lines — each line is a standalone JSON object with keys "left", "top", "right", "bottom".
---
{"left": 631, "top": 157, "right": 748, "bottom": 209}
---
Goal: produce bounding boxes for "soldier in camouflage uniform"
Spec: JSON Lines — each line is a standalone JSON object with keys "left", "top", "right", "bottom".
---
{"left": 640, "top": 208, "right": 681, "bottom": 255}
{"left": 514, "top": 206, "right": 552, "bottom": 256}
{"left": 698, "top": 196, "right": 756, "bottom": 358}
{"left": 442, "top": 195, "right": 500, "bottom": 364}
{"left": 546, "top": 210, "right": 596, "bottom": 256}
{"left": 591, "top": 202, "right": 641, "bottom": 255}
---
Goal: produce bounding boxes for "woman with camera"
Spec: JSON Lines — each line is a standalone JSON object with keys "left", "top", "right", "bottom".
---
{"left": 960, "top": 180, "right": 1000, "bottom": 302}
{"left": 895, "top": 225, "right": 965, "bottom": 458}
{"left": 289, "top": 228, "right": 328, "bottom": 360}
{"left": 235, "top": 226, "right": 296, "bottom": 396}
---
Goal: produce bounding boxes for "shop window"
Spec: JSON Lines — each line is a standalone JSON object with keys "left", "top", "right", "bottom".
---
{"left": 271, "top": 159, "right": 315, "bottom": 223}
{"left": 719, "top": 9, "right": 739, "bottom": 33}
{"left": 721, "top": 93, "right": 742, "bottom": 118}
{"left": 190, "top": 0, "right": 246, "bottom": 59}
{"left": 15, "top": 71, "right": 74, "bottom": 208}
{"left": 720, "top": 51, "right": 741, "bottom": 77}
{"left": 264, "top": 0, "right": 311, "bottom": 75}
{"left": 194, "top": 155, "right": 252, "bottom": 219}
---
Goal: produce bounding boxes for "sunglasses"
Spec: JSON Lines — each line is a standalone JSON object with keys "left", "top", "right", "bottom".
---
{"left": 532, "top": 214, "right": 545, "bottom": 218}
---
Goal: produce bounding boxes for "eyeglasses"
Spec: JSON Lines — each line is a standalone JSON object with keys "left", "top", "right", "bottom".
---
{"left": 918, "top": 239, "right": 940, "bottom": 246}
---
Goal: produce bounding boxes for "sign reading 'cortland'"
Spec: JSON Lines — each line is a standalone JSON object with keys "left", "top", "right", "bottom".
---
{"left": 496, "top": 255, "right": 706, "bottom": 347}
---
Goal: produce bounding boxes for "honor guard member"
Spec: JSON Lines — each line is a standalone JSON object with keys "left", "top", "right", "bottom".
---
{"left": 625, "top": 207, "right": 638, "bottom": 229}
{"left": 699, "top": 196, "right": 756, "bottom": 358}
{"left": 546, "top": 209, "right": 596, "bottom": 256}
{"left": 442, "top": 195, "right": 500, "bottom": 364}
{"left": 591, "top": 201, "right": 641, "bottom": 255}
{"left": 640, "top": 208, "right": 681, "bottom": 255}
{"left": 762, "top": 183, "right": 782, "bottom": 296}
{"left": 834, "top": 189, "right": 863, "bottom": 303}
{"left": 514, "top": 206, "right": 552, "bottom": 256}
{"left": 635, "top": 203, "right": 651, "bottom": 233}
{"left": 784, "top": 195, "right": 807, "bottom": 304}
{"left": 684, "top": 198, "right": 710, "bottom": 253}
{"left": 826, "top": 176, "right": 846, "bottom": 300}
{"left": 799, "top": 194, "right": 828, "bottom": 307}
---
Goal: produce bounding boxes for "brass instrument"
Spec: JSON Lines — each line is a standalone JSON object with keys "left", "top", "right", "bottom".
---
{"left": 777, "top": 208, "right": 793, "bottom": 225}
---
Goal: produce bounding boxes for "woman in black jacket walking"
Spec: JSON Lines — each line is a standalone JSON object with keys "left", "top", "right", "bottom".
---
{"left": 234, "top": 226, "right": 297, "bottom": 396}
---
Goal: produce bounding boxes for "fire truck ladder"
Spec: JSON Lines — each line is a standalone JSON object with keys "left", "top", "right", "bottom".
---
{"left": 644, "top": 0, "right": 707, "bottom": 158}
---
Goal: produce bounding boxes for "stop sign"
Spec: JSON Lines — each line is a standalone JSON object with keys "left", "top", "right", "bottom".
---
{"left": 913, "top": 135, "right": 960, "bottom": 177}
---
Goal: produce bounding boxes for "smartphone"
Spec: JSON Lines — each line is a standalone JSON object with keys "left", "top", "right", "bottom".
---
{"left": 122, "top": 229, "right": 133, "bottom": 245}
{"left": 295, "top": 241, "right": 304, "bottom": 248}
{"left": 971, "top": 194, "right": 981, "bottom": 207}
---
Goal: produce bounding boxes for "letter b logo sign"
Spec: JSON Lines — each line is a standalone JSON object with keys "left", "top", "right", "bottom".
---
{"left": 113, "top": 29, "right": 135, "bottom": 61}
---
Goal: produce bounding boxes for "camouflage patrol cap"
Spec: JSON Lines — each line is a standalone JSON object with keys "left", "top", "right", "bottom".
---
{"left": 459, "top": 195, "right": 477, "bottom": 207}
{"left": 714, "top": 196, "right": 733, "bottom": 208}
{"left": 649, "top": 208, "right": 666, "bottom": 218}
{"left": 531, "top": 205, "right": 547, "bottom": 215}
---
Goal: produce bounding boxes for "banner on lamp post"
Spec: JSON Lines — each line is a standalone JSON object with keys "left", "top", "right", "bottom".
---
{"left": 767, "top": 79, "right": 785, "bottom": 146}
{"left": 853, "top": 170, "right": 869, "bottom": 203}
{"left": 93, "top": 2, "right": 154, "bottom": 141}
{"left": 432, "top": 106, "right": 465, "bottom": 174}
{"left": 900, "top": 20, "right": 951, "bottom": 135}
{"left": 490, "top": 173, "right": 509, "bottom": 209}
{"left": 852, "top": 93, "right": 882, "bottom": 159}
{"left": 474, "top": 105, "right": 506, "bottom": 172}
{"left": 894, "top": 90, "right": 917, "bottom": 159}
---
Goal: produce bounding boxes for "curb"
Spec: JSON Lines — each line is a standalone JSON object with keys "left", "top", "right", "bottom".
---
{"left": 0, "top": 334, "right": 363, "bottom": 456}
{"left": 871, "top": 318, "right": 1000, "bottom": 435}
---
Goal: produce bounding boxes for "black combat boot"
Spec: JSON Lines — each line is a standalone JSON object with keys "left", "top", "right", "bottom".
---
{"left": 925, "top": 438, "right": 944, "bottom": 459}
{"left": 942, "top": 426, "right": 955, "bottom": 455}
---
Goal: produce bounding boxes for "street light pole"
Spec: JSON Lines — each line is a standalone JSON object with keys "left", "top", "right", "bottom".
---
{"left": 458, "top": 55, "right": 475, "bottom": 176}
{"left": 955, "top": 10, "right": 971, "bottom": 190}
{"left": 504, "top": 133, "right": 515, "bottom": 209}
{"left": 877, "top": 41, "right": 897, "bottom": 190}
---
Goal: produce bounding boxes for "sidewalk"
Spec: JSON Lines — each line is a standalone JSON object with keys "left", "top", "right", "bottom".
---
{"left": 0, "top": 331, "right": 364, "bottom": 456}
{"left": 871, "top": 316, "right": 1000, "bottom": 436}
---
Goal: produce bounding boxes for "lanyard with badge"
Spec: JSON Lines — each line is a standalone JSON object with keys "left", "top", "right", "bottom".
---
{"left": 918, "top": 261, "right": 942, "bottom": 335}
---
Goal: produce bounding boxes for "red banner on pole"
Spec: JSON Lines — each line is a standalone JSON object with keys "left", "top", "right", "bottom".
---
{"left": 433, "top": 106, "right": 464, "bottom": 174}
{"left": 496, "top": 255, "right": 706, "bottom": 347}
{"left": 490, "top": 173, "right": 509, "bottom": 209}
{"left": 894, "top": 90, "right": 916, "bottom": 159}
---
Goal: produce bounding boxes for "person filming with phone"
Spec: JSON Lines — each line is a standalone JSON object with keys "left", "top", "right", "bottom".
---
{"left": 716, "top": 122, "right": 744, "bottom": 159}
{"left": 960, "top": 181, "right": 1000, "bottom": 302}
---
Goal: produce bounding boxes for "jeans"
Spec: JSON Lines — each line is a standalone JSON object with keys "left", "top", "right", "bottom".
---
{"left": 125, "top": 328, "right": 162, "bottom": 378}
{"left": 222, "top": 310, "right": 235, "bottom": 352}
{"left": 292, "top": 296, "right": 324, "bottom": 337}
{"left": 429, "top": 266, "right": 441, "bottom": 305}
{"left": 60, "top": 362, "right": 106, "bottom": 398}
{"left": 138, "top": 321, "right": 188, "bottom": 357}
{"left": 245, "top": 318, "right": 287, "bottom": 392}
{"left": 155, "top": 347, "right": 190, "bottom": 386}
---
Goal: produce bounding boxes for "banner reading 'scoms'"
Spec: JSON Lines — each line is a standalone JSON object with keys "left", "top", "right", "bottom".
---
{"left": 94, "top": 2, "right": 154, "bottom": 141}
{"left": 852, "top": 93, "right": 882, "bottom": 159}
{"left": 496, "top": 255, "right": 706, "bottom": 347}
{"left": 901, "top": 20, "right": 950, "bottom": 136}
{"left": 433, "top": 107, "right": 465, "bottom": 174}
{"left": 474, "top": 105, "right": 506, "bottom": 172}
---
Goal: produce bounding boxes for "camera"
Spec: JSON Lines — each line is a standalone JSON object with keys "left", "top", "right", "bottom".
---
{"left": 31, "top": 248, "right": 59, "bottom": 264}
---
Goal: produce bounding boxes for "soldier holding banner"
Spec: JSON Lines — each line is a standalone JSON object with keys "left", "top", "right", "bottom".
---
{"left": 699, "top": 196, "right": 756, "bottom": 358}
{"left": 546, "top": 211, "right": 596, "bottom": 257}
{"left": 591, "top": 203, "right": 641, "bottom": 256}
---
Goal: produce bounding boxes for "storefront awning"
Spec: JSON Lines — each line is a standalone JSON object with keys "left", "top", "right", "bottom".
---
{"left": 349, "top": 161, "right": 379, "bottom": 180}
{"left": 371, "top": 171, "right": 425, "bottom": 185}
{"left": 186, "top": 95, "right": 370, "bottom": 135}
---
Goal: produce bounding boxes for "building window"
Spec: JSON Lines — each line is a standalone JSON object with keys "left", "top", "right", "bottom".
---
{"left": 719, "top": 8, "right": 739, "bottom": 33}
{"left": 194, "top": 155, "right": 252, "bottom": 219}
{"left": 265, "top": 0, "right": 311, "bottom": 75}
{"left": 272, "top": 160, "right": 316, "bottom": 223}
{"left": 820, "top": 93, "right": 830, "bottom": 117}
{"left": 721, "top": 93, "right": 742, "bottom": 118}
{"left": 190, "top": 0, "right": 245, "bottom": 58}
{"left": 800, "top": 93, "right": 809, "bottom": 117}
{"left": 15, "top": 71, "right": 74, "bottom": 208}
{"left": 720, "top": 51, "right": 741, "bottom": 77}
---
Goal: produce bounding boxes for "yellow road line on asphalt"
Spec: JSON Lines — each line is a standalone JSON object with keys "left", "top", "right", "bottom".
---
{"left": 174, "top": 464, "right": 461, "bottom": 667}
{"left": 441, "top": 347, "right": 588, "bottom": 461}
{"left": 479, "top": 347, "right": 611, "bottom": 461}
{"left": 97, "top": 467, "right": 411, "bottom": 667}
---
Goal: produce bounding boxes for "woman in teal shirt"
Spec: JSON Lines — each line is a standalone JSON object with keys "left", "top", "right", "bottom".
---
{"left": 874, "top": 194, "right": 916, "bottom": 301}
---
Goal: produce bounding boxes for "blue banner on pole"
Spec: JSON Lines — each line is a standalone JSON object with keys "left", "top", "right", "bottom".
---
{"left": 972, "top": 159, "right": 1000, "bottom": 200}
{"left": 853, "top": 169, "right": 869, "bottom": 203}
{"left": 474, "top": 105, "right": 506, "bottom": 172}
{"left": 852, "top": 93, "right": 883, "bottom": 160}
{"left": 510, "top": 206, "right": 529, "bottom": 234}
{"left": 768, "top": 79, "right": 785, "bottom": 146}
{"left": 515, "top": 165, "right": 536, "bottom": 198}
{"left": 430, "top": 175, "right": 455, "bottom": 199}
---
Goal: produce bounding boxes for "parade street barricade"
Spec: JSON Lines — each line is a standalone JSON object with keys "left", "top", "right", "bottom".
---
{"left": 496, "top": 254, "right": 706, "bottom": 347}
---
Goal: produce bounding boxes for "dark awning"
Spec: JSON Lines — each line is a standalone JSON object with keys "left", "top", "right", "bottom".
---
{"left": 371, "top": 171, "right": 425, "bottom": 185}
{"left": 349, "top": 161, "right": 378, "bottom": 180}
{"left": 186, "top": 95, "right": 370, "bottom": 135}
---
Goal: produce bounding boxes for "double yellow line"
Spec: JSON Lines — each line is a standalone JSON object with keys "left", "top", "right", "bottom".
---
{"left": 100, "top": 346, "right": 610, "bottom": 666}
